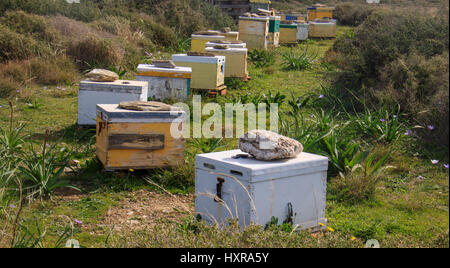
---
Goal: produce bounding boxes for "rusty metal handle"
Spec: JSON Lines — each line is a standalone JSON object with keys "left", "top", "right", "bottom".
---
{"left": 215, "top": 177, "right": 225, "bottom": 202}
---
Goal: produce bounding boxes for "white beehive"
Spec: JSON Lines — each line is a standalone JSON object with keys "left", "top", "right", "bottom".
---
{"left": 296, "top": 23, "right": 309, "bottom": 41}
{"left": 136, "top": 64, "right": 192, "bottom": 101}
{"left": 77, "top": 80, "right": 148, "bottom": 125}
{"left": 195, "top": 149, "right": 329, "bottom": 230}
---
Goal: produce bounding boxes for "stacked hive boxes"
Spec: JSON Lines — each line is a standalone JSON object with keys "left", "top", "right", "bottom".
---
{"left": 191, "top": 34, "right": 226, "bottom": 53}
{"left": 195, "top": 149, "right": 329, "bottom": 230}
{"left": 238, "top": 16, "right": 270, "bottom": 50}
{"left": 96, "top": 103, "right": 185, "bottom": 171}
{"left": 309, "top": 20, "right": 336, "bottom": 38}
{"left": 205, "top": 47, "right": 248, "bottom": 79}
{"left": 268, "top": 16, "right": 280, "bottom": 48}
{"left": 172, "top": 54, "right": 226, "bottom": 91}
{"left": 135, "top": 64, "right": 192, "bottom": 101}
{"left": 78, "top": 80, "right": 148, "bottom": 125}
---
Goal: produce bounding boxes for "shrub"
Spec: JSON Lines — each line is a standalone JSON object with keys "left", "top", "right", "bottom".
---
{"left": 66, "top": 35, "right": 122, "bottom": 70}
{"left": 333, "top": 2, "right": 378, "bottom": 26}
{"left": 0, "top": 24, "right": 49, "bottom": 63}
{"left": 0, "top": 56, "right": 78, "bottom": 86}
{"left": 0, "top": 11, "right": 59, "bottom": 43}
{"left": 326, "top": 9, "right": 449, "bottom": 147}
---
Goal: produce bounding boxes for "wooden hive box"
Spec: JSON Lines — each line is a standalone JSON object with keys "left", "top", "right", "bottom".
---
{"left": 78, "top": 80, "right": 148, "bottom": 126}
{"left": 279, "top": 24, "right": 298, "bottom": 44}
{"left": 238, "top": 16, "right": 269, "bottom": 50}
{"left": 308, "top": 20, "right": 336, "bottom": 38}
{"left": 219, "top": 31, "right": 239, "bottom": 41}
{"left": 172, "top": 54, "right": 225, "bottom": 90}
{"left": 96, "top": 103, "right": 185, "bottom": 171}
{"left": 195, "top": 149, "right": 329, "bottom": 230}
{"left": 191, "top": 34, "right": 225, "bottom": 53}
{"left": 206, "top": 41, "right": 247, "bottom": 49}
{"left": 136, "top": 64, "right": 192, "bottom": 101}
{"left": 307, "top": 6, "right": 334, "bottom": 22}
{"left": 205, "top": 47, "right": 248, "bottom": 79}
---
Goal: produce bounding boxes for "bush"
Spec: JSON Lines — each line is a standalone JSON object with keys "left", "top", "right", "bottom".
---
{"left": 0, "top": 11, "right": 59, "bottom": 43}
{"left": 0, "top": 24, "right": 49, "bottom": 63}
{"left": 333, "top": 2, "right": 378, "bottom": 26}
{"left": 0, "top": 56, "right": 78, "bottom": 86}
{"left": 326, "top": 9, "right": 449, "bottom": 147}
{"left": 281, "top": 47, "right": 317, "bottom": 71}
{"left": 66, "top": 36, "right": 122, "bottom": 70}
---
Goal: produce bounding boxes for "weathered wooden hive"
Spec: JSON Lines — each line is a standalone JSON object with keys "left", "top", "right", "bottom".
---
{"left": 136, "top": 64, "right": 192, "bottom": 101}
{"left": 191, "top": 33, "right": 226, "bottom": 52}
{"left": 267, "top": 16, "right": 280, "bottom": 47}
{"left": 279, "top": 23, "right": 298, "bottom": 44}
{"left": 78, "top": 80, "right": 148, "bottom": 126}
{"left": 195, "top": 149, "right": 329, "bottom": 230}
{"left": 96, "top": 102, "right": 185, "bottom": 171}
{"left": 306, "top": 5, "right": 334, "bottom": 22}
{"left": 172, "top": 54, "right": 225, "bottom": 90}
{"left": 205, "top": 47, "right": 248, "bottom": 79}
{"left": 308, "top": 20, "right": 336, "bottom": 38}
{"left": 238, "top": 16, "right": 269, "bottom": 49}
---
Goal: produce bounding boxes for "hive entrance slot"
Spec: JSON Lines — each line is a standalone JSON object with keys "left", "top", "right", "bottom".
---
{"left": 230, "top": 170, "right": 243, "bottom": 176}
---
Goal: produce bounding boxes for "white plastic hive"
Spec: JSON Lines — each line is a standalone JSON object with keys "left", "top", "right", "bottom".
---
{"left": 77, "top": 80, "right": 148, "bottom": 125}
{"left": 195, "top": 149, "right": 329, "bottom": 230}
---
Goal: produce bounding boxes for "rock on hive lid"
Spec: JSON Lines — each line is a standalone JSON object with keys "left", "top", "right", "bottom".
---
{"left": 85, "top": 69, "right": 119, "bottom": 82}
{"left": 118, "top": 101, "right": 180, "bottom": 111}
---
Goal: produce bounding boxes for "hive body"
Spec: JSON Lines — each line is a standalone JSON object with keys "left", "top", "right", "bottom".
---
{"left": 238, "top": 16, "right": 269, "bottom": 50}
{"left": 96, "top": 104, "right": 185, "bottom": 171}
{"left": 172, "top": 54, "right": 225, "bottom": 90}
{"left": 78, "top": 80, "right": 148, "bottom": 125}
{"left": 191, "top": 34, "right": 226, "bottom": 52}
{"left": 279, "top": 24, "right": 298, "bottom": 44}
{"left": 309, "top": 21, "right": 336, "bottom": 38}
{"left": 195, "top": 149, "right": 329, "bottom": 230}
{"left": 136, "top": 64, "right": 192, "bottom": 101}
{"left": 205, "top": 47, "right": 248, "bottom": 79}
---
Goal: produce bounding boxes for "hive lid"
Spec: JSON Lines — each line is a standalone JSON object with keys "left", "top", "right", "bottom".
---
{"left": 172, "top": 54, "right": 226, "bottom": 64}
{"left": 239, "top": 16, "right": 269, "bottom": 22}
{"left": 136, "top": 64, "right": 192, "bottom": 74}
{"left": 96, "top": 103, "right": 185, "bottom": 123}
{"left": 191, "top": 34, "right": 225, "bottom": 40}
{"left": 196, "top": 149, "right": 328, "bottom": 181}
{"left": 205, "top": 47, "right": 248, "bottom": 54}
{"left": 79, "top": 80, "right": 148, "bottom": 93}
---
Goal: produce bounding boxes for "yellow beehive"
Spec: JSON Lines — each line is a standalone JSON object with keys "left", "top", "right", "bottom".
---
{"left": 220, "top": 31, "right": 239, "bottom": 41}
{"left": 279, "top": 24, "right": 298, "bottom": 44}
{"left": 96, "top": 103, "right": 185, "bottom": 171}
{"left": 172, "top": 54, "right": 225, "bottom": 90}
{"left": 205, "top": 47, "right": 248, "bottom": 79}
{"left": 307, "top": 6, "right": 334, "bottom": 22}
{"left": 191, "top": 34, "right": 226, "bottom": 52}
{"left": 238, "top": 16, "right": 269, "bottom": 49}
{"left": 309, "top": 21, "right": 336, "bottom": 38}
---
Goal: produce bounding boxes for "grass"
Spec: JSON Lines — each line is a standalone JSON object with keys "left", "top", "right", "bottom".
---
{"left": 0, "top": 25, "right": 448, "bottom": 248}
